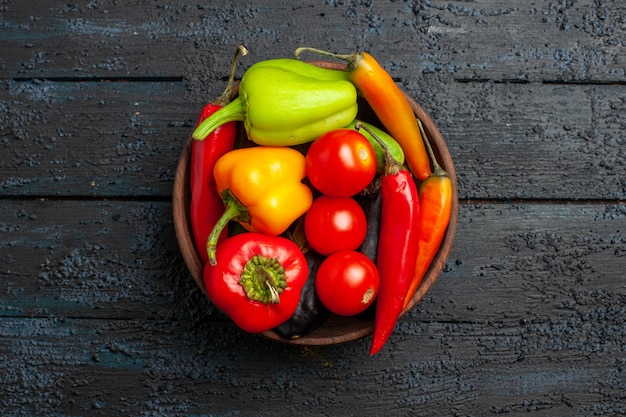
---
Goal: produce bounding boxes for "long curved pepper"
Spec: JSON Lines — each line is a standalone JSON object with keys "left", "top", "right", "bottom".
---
{"left": 295, "top": 47, "right": 432, "bottom": 181}
{"left": 356, "top": 123, "right": 420, "bottom": 356}
{"left": 403, "top": 120, "right": 453, "bottom": 309}
{"left": 190, "top": 45, "right": 247, "bottom": 263}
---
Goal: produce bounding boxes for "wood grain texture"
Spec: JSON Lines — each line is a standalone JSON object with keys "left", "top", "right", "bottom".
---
{"left": 2, "top": 200, "right": 624, "bottom": 319}
{"left": 1, "top": 316, "right": 624, "bottom": 416}
{"left": 0, "top": 80, "right": 193, "bottom": 197}
{"left": 1, "top": 201, "right": 624, "bottom": 416}
{"left": 2, "top": 80, "right": 625, "bottom": 199}
{"left": 1, "top": 0, "right": 624, "bottom": 83}
{"left": 1, "top": 0, "right": 625, "bottom": 415}
{"left": 0, "top": 200, "right": 221, "bottom": 321}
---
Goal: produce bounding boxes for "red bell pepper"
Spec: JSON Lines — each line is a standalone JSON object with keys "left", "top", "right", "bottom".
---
{"left": 203, "top": 232, "right": 308, "bottom": 333}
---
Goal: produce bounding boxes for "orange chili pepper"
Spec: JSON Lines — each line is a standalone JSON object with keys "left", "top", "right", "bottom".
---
{"left": 403, "top": 120, "right": 453, "bottom": 309}
{"left": 294, "top": 47, "right": 432, "bottom": 181}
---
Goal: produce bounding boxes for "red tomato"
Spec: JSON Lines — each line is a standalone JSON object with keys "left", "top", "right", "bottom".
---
{"left": 315, "top": 251, "right": 379, "bottom": 316}
{"left": 304, "top": 195, "right": 367, "bottom": 255}
{"left": 305, "top": 129, "right": 377, "bottom": 197}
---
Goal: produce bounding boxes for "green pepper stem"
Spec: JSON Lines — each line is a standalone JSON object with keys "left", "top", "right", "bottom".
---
{"left": 294, "top": 47, "right": 363, "bottom": 72}
{"left": 206, "top": 189, "right": 251, "bottom": 266}
{"left": 192, "top": 96, "right": 245, "bottom": 141}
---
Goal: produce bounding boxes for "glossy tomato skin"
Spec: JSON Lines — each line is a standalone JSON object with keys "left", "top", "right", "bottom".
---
{"left": 305, "top": 129, "right": 377, "bottom": 197}
{"left": 304, "top": 195, "right": 367, "bottom": 255}
{"left": 315, "top": 251, "right": 380, "bottom": 316}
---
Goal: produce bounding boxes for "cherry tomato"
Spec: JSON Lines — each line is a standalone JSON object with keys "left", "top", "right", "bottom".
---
{"left": 305, "top": 128, "right": 377, "bottom": 197}
{"left": 304, "top": 195, "right": 367, "bottom": 255}
{"left": 315, "top": 251, "right": 379, "bottom": 316}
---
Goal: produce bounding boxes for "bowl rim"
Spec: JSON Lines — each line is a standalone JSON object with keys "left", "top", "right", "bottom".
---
{"left": 172, "top": 60, "right": 459, "bottom": 346}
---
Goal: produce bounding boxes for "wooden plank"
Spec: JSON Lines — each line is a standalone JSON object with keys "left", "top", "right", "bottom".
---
{"left": 0, "top": 80, "right": 195, "bottom": 197}
{"left": 0, "top": 313, "right": 623, "bottom": 416}
{"left": 1, "top": 200, "right": 624, "bottom": 324}
{"left": 0, "top": 199, "right": 220, "bottom": 320}
{"left": 424, "top": 82, "right": 626, "bottom": 201}
{"left": 418, "top": 202, "right": 626, "bottom": 321}
{"left": 402, "top": 0, "right": 626, "bottom": 83}
{"left": 1, "top": 0, "right": 624, "bottom": 83}
{"left": 2, "top": 79, "right": 624, "bottom": 199}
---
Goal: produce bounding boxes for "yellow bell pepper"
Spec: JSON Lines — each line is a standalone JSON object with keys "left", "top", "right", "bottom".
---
{"left": 206, "top": 146, "right": 313, "bottom": 265}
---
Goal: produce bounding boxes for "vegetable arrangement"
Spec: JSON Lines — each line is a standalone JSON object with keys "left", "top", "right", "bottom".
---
{"left": 189, "top": 45, "right": 452, "bottom": 355}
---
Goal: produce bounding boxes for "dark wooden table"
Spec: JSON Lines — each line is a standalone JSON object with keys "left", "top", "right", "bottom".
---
{"left": 2, "top": 1, "right": 625, "bottom": 416}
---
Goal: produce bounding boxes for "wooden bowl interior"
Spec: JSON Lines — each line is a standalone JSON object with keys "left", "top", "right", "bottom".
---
{"left": 172, "top": 61, "right": 458, "bottom": 346}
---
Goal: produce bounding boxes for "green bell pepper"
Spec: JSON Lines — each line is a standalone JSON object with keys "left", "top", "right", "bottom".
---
{"left": 247, "top": 58, "right": 351, "bottom": 82}
{"left": 192, "top": 59, "right": 358, "bottom": 146}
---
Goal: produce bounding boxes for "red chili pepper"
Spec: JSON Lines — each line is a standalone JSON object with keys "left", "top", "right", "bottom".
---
{"left": 403, "top": 120, "right": 453, "bottom": 309}
{"left": 190, "top": 45, "right": 247, "bottom": 263}
{"left": 357, "top": 123, "right": 420, "bottom": 356}
{"left": 204, "top": 232, "right": 308, "bottom": 333}
{"left": 294, "top": 47, "right": 432, "bottom": 181}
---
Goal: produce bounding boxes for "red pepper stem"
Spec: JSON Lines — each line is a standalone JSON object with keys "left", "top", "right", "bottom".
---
{"left": 206, "top": 189, "right": 251, "bottom": 266}
{"left": 294, "top": 47, "right": 363, "bottom": 72}
{"left": 213, "top": 45, "right": 248, "bottom": 107}
{"left": 240, "top": 255, "right": 287, "bottom": 304}
{"left": 192, "top": 97, "right": 245, "bottom": 141}
{"left": 417, "top": 119, "right": 448, "bottom": 177}
{"left": 355, "top": 122, "right": 403, "bottom": 176}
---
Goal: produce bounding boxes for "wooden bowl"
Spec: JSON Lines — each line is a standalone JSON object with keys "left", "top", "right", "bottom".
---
{"left": 173, "top": 61, "right": 458, "bottom": 346}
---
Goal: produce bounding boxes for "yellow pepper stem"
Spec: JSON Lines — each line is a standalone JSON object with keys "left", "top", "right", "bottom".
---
{"left": 206, "top": 189, "right": 251, "bottom": 266}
